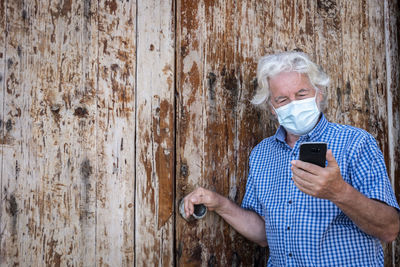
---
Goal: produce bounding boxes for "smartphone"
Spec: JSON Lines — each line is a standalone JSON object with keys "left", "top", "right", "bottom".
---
{"left": 299, "top": 142, "right": 327, "bottom": 168}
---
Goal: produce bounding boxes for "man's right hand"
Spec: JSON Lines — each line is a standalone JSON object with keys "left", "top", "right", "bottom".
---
{"left": 183, "top": 187, "right": 222, "bottom": 218}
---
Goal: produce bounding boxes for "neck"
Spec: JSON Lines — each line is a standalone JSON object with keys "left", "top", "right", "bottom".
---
{"left": 286, "top": 132, "right": 300, "bottom": 148}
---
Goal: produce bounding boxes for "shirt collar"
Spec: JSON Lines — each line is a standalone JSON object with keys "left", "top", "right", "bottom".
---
{"left": 274, "top": 113, "right": 328, "bottom": 143}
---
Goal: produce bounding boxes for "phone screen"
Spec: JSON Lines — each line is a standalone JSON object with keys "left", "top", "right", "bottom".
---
{"left": 299, "top": 142, "right": 327, "bottom": 167}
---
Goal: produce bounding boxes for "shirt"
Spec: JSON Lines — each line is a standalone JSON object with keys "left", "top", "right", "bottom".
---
{"left": 241, "top": 114, "right": 400, "bottom": 266}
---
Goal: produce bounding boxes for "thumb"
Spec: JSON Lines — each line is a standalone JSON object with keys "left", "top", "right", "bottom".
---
{"left": 326, "top": 149, "right": 338, "bottom": 167}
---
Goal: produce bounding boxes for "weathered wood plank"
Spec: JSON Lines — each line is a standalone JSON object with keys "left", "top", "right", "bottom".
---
{"left": 0, "top": 0, "right": 100, "bottom": 265}
{"left": 176, "top": 1, "right": 213, "bottom": 264}
{"left": 25, "top": 1, "right": 98, "bottom": 265}
{"left": 96, "top": 0, "right": 136, "bottom": 265}
{"left": 0, "top": 0, "right": 5, "bottom": 260}
{"left": 273, "top": 0, "right": 315, "bottom": 53}
{"left": 314, "top": 0, "right": 343, "bottom": 122}
{"left": 340, "top": 0, "right": 376, "bottom": 130}
{"left": 74, "top": 1, "right": 99, "bottom": 264}
{"left": 0, "top": 0, "right": 22, "bottom": 264}
{"left": 135, "top": 0, "right": 175, "bottom": 265}
{"left": 384, "top": 1, "right": 400, "bottom": 266}
{"left": 4, "top": 1, "right": 43, "bottom": 264}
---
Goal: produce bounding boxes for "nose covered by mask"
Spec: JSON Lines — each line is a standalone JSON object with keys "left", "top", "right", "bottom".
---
{"left": 273, "top": 96, "right": 320, "bottom": 136}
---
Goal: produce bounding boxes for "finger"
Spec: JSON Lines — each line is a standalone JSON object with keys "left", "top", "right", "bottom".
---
{"left": 183, "top": 196, "right": 193, "bottom": 217}
{"left": 326, "top": 149, "right": 338, "bottom": 167}
{"left": 291, "top": 165, "right": 316, "bottom": 182}
{"left": 291, "top": 159, "right": 321, "bottom": 175}
{"left": 184, "top": 188, "right": 208, "bottom": 217}
{"left": 292, "top": 177, "right": 314, "bottom": 196}
{"left": 292, "top": 173, "right": 314, "bottom": 190}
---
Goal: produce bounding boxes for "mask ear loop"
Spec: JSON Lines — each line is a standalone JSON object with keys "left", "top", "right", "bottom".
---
{"left": 311, "top": 85, "right": 321, "bottom": 112}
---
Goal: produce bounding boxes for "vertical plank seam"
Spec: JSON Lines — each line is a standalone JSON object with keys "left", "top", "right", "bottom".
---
{"left": 339, "top": 0, "right": 345, "bottom": 121}
{"left": 0, "top": 0, "right": 8, "bottom": 247}
{"left": 312, "top": 0, "right": 316, "bottom": 59}
{"left": 134, "top": 0, "right": 139, "bottom": 266}
{"left": 234, "top": 1, "right": 239, "bottom": 207}
{"left": 95, "top": 0, "right": 100, "bottom": 266}
{"left": 173, "top": 0, "right": 178, "bottom": 266}
{"left": 201, "top": 1, "right": 205, "bottom": 193}
{"left": 383, "top": 0, "right": 395, "bottom": 265}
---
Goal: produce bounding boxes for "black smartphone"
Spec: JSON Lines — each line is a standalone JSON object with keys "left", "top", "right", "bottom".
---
{"left": 299, "top": 142, "right": 327, "bottom": 168}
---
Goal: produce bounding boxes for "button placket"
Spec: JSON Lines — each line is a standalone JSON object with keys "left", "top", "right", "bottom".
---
{"left": 285, "top": 173, "right": 295, "bottom": 265}
{"left": 285, "top": 147, "right": 297, "bottom": 265}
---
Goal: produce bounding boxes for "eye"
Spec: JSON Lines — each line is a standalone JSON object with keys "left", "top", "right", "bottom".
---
{"left": 278, "top": 98, "right": 288, "bottom": 104}
{"left": 297, "top": 89, "right": 310, "bottom": 97}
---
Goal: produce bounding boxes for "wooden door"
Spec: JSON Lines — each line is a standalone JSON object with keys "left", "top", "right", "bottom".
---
{"left": 0, "top": 0, "right": 399, "bottom": 266}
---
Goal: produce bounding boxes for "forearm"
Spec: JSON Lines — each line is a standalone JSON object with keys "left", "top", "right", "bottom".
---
{"left": 183, "top": 187, "right": 268, "bottom": 246}
{"left": 215, "top": 195, "right": 268, "bottom": 247}
{"left": 333, "top": 183, "right": 400, "bottom": 242}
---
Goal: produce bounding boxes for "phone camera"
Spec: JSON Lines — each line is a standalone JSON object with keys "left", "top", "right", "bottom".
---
{"left": 311, "top": 148, "right": 321, "bottom": 153}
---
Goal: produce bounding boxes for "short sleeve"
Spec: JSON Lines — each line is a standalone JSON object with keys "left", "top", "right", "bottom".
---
{"left": 350, "top": 134, "right": 400, "bottom": 211}
{"left": 241, "top": 153, "right": 264, "bottom": 216}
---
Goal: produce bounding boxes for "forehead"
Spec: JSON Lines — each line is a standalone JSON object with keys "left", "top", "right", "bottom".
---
{"left": 269, "top": 72, "right": 314, "bottom": 97}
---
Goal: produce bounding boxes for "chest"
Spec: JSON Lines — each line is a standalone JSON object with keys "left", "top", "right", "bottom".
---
{"left": 251, "top": 142, "right": 347, "bottom": 218}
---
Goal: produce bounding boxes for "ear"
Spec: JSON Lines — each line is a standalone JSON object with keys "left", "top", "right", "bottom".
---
{"left": 316, "top": 88, "right": 324, "bottom": 102}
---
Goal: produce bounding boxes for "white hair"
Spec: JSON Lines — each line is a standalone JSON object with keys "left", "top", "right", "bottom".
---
{"left": 251, "top": 52, "right": 330, "bottom": 108}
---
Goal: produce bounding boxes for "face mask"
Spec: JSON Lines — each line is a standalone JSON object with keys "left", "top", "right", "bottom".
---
{"left": 273, "top": 96, "right": 320, "bottom": 136}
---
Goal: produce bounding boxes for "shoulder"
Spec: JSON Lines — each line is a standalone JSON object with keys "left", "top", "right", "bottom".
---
{"left": 326, "top": 121, "right": 381, "bottom": 162}
{"left": 326, "top": 121, "right": 377, "bottom": 146}
{"left": 251, "top": 136, "right": 275, "bottom": 154}
{"left": 248, "top": 136, "right": 277, "bottom": 162}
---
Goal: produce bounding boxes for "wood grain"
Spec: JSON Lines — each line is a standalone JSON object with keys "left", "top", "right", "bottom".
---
{"left": 96, "top": 0, "right": 136, "bottom": 265}
{"left": 1, "top": 0, "right": 22, "bottom": 264}
{"left": 314, "top": 0, "right": 343, "bottom": 122}
{"left": 0, "top": 0, "right": 99, "bottom": 265}
{"left": 384, "top": 1, "right": 400, "bottom": 266}
{"left": 0, "top": 0, "right": 5, "bottom": 260}
{"left": 135, "top": 0, "right": 175, "bottom": 265}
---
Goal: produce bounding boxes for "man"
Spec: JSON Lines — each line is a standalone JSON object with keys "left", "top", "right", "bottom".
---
{"left": 183, "top": 52, "right": 400, "bottom": 266}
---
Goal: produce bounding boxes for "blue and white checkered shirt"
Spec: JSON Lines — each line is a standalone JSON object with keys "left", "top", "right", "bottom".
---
{"left": 242, "top": 114, "right": 400, "bottom": 266}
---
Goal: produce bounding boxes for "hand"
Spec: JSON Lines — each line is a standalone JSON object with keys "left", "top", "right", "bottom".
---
{"left": 291, "top": 149, "right": 348, "bottom": 201}
{"left": 183, "top": 187, "right": 221, "bottom": 218}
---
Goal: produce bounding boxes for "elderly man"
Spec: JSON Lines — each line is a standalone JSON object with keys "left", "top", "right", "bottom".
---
{"left": 183, "top": 52, "right": 400, "bottom": 266}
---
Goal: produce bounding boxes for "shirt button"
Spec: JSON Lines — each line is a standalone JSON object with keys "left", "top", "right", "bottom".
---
{"left": 287, "top": 226, "right": 290, "bottom": 230}
{"left": 289, "top": 253, "right": 293, "bottom": 257}
{"left": 288, "top": 200, "right": 292, "bottom": 204}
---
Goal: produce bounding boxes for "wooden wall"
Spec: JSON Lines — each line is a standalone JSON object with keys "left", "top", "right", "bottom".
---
{"left": 0, "top": 0, "right": 398, "bottom": 266}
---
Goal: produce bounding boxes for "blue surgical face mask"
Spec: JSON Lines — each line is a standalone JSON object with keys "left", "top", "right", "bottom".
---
{"left": 273, "top": 96, "right": 320, "bottom": 136}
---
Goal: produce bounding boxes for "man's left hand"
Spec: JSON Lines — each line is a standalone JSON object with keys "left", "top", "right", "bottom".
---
{"left": 291, "top": 149, "right": 348, "bottom": 201}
